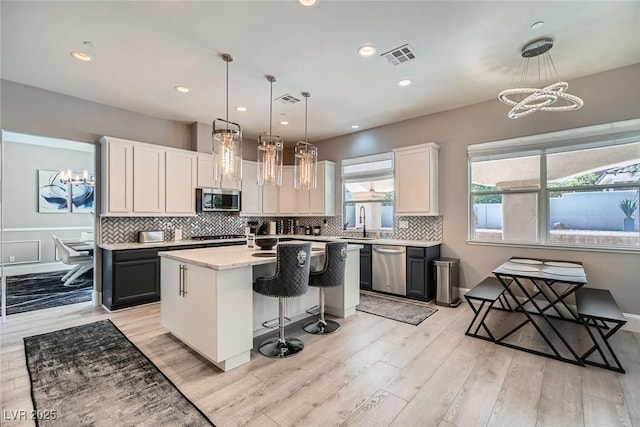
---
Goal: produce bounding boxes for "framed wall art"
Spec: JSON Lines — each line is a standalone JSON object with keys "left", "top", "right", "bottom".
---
{"left": 38, "top": 170, "right": 70, "bottom": 213}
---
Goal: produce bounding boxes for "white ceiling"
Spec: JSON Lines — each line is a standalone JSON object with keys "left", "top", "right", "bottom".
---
{"left": 2, "top": 1, "right": 639, "bottom": 144}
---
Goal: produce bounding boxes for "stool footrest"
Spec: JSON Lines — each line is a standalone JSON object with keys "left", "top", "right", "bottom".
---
{"left": 261, "top": 316, "right": 291, "bottom": 329}
{"left": 306, "top": 305, "right": 320, "bottom": 316}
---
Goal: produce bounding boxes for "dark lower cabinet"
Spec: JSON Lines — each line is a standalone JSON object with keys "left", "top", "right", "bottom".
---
{"left": 360, "top": 244, "right": 372, "bottom": 290}
{"left": 406, "top": 245, "right": 440, "bottom": 302}
{"left": 102, "top": 248, "right": 160, "bottom": 310}
{"left": 101, "top": 241, "right": 244, "bottom": 310}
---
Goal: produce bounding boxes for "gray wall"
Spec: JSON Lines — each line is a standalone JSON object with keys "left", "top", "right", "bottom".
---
{"left": 2, "top": 64, "right": 639, "bottom": 313}
{"left": 190, "top": 121, "right": 259, "bottom": 162}
{"left": 3, "top": 140, "right": 93, "bottom": 264}
{"left": 2, "top": 79, "right": 191, "bottom": 149}
{"left": 316, "top": 63, "right": 640, "bottom": 315}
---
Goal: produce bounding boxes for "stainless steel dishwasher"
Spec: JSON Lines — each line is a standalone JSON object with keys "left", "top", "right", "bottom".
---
{"left": 372, "top": 245, "right": 406, "bottom": 295}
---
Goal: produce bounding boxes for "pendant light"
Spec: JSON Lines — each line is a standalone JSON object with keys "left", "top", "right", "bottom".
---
{"left": 213, "top": 53, "right": 242, "bottom": 187}
{"left": 257, "top": 75, "right": 284, "bottom": 186}
{"left": 498, "top": 38, "right": 583, "bottom": 119}
{"left": 294, "top": 92, "right": 318, "bottom": 190}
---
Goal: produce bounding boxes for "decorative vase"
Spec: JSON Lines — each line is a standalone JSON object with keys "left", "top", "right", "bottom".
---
{"left": 623, "top": 217, "right": 635, "bottom": 232}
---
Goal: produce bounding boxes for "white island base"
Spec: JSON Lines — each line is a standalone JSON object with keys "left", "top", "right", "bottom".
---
{"left": 160, "top": 243, "right": 361, "bottom": 371}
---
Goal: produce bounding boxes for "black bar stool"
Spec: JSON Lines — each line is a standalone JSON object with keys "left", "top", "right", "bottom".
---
{"left": 253, "top": 242, "right": 312, "bottom": 358}
{"left": 303, "top": 242, "right": 348, "bottom": 335}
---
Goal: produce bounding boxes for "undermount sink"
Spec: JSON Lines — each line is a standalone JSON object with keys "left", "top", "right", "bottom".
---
{"left": 251, "top": 252, "right": 276, "bottom": 258}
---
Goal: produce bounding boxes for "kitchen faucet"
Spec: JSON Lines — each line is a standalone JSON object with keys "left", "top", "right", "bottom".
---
{"left": 359, "top": 206, "right": 366, "bottom": 237}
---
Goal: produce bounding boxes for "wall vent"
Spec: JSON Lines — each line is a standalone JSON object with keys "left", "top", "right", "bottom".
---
{"left": 275, "top": 94, "right": 301, "bottom": 104}
{"left": 381, "top": 44, "right": 416, "bottom": 66}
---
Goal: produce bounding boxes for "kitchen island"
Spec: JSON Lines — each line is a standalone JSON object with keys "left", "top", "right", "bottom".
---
{"left": 159, "top": 242, "right": 361, "bottom": 371}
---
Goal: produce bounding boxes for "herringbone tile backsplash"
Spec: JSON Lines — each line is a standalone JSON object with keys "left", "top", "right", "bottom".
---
{"left": 100, "top": 214, "right": 442, "bottom": 244}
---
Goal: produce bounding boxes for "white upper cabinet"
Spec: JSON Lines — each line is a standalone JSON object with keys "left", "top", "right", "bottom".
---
{"left": 241, "top": 161, "right": 335, "bottom": 217}
{"left": 196, "top": 153, "right": 241, "bottom": 190}
{"left": 102, "top": 138, "right": 133, "bottom": 214}
{"left": 297, "top": 161, "right": 335, "bottom": 216}
{"left": 240, "top": 160, "right": 262, "bottom": 216}
{"left": 100, "top": 136, "right": 196, "bottom": 216}
{"left": 133, "top": 145, "right": 164, "bottom": 213}
{"left": 165, "top": 151, "right": 196, "bottom": 215}
{"left": 196, "top": 154, "right": 217, "bottom": 189}
{"left": 261, "top": 179, "right": 279, "bottom": 215}
{"left": 278, "top": 166, "right": 297, "bottom": 215}
{"left": 394, "top": 143, "right": 439, "bottom": 216}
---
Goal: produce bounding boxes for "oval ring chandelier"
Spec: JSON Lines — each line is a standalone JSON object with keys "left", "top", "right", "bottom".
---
{"left": 498, "top": 38, "right": 583, "bottom": 119}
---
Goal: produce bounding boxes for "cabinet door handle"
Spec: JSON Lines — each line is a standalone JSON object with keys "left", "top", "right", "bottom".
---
{"left": 182, "top": 265, "right": 188, "bottom": 296}
{"left": 178, "top": 265, "right": 184, "bottom": 296}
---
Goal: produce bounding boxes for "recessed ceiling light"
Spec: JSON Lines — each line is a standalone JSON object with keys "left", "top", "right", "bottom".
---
{"left": 398, "top": 79, "right": 412, "bottom": 87}
{"left": 174, "top": 85, "right": 190, "bottom": 93}
{"left": 70, "top": 51, "right": 93, "bottom": 62}
{"left": 531, "top": 21, "right": 545, "bottom": 30}
{"left": 236, "top": 106, "right": 247, "bottom": 112}
{"left": 83, "top": 41, "right": 95, "bottom": 48}
{"left": 358, "top": 44, "right": 376, "bottom": 57}
{"left": 351, "top": 125, "right": 360, "bottom": 129}
{"left": 280, "top": 121, "right": 289, "bottom": 125}
{"left": 297, "top": 0, "right": 318, "bottom": 7}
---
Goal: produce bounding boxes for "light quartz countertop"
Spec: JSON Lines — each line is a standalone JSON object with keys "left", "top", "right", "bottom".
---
{"left": 99, "top": 234, "right": 441, "bottom": 251}
{"left": 158, "top": 241, "right": 363, "bottom": 271}
{"left": 277, "top": 234, "right": 442, "bottom": 247}
{"left": 98, "top": 238, "right": 247, "bottom": 251}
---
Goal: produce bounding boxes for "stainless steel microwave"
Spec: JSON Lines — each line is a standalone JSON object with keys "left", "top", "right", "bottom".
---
{"left": 196, "top": 188, "right": 241, "bottom": 212}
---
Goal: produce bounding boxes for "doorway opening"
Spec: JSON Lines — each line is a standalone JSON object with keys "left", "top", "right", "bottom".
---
{"left": 1, "top": 131, "right": 97, "bottom": 321}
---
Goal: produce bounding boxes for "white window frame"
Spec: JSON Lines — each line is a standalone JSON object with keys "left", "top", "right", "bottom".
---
{"left": 342, "top": 152, "right": 394, "bottom": 232}
{"left": 467, "top": 118, "right": 640, "bottom": 252}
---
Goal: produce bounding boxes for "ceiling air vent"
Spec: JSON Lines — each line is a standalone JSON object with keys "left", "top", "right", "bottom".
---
{"left": 275, "top": 94, "right": 301, "bottom": 104}
{"left": 381, "top": 44, "right": 416, "bottom": 66}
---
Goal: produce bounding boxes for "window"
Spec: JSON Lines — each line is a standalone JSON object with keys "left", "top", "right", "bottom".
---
{"left": 342, "top": 153, "right": 394, "bottom": 231}
{"left": 468, "top": 121, "right": 640, "bottom": 250}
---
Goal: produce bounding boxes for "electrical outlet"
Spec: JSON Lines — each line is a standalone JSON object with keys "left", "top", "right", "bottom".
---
{"left": 9, "top": 256, "right": 15, "bottom": 262}
{"left": 399, "top": 220, "right": 409, "bottom": 229}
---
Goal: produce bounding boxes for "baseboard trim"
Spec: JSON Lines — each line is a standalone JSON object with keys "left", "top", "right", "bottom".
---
{"left": 3, "top": 262, "right": 72, "bottom": 276}
{"left": 459, "top": 287, "right": 640, "bottom": 332}
{"left": 622, "top": 313, "right": 640, "bottom": 333}
{"left": 92, "top": 291, "right": 101, "bottom": 307}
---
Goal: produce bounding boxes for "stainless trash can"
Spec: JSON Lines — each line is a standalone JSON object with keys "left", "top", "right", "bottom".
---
{"left": 434, "top": 258, "right": 461, "bottom": 307}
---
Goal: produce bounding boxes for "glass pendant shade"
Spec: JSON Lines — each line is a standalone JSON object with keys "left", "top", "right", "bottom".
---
{"left": 294, "top": 91, "right": 318, "bottom": 190}
{"left": 294, "top": 141, "right": 318, "bottom": 190}
{"left": 213, "top": 119, "right": 242, "bottom": 187}
{"left": 212, "top": 53, "right": 242, "bottom": 187}
{"left": 257, "top": 75, "right": 284, "bottom": 186}
{"left": 257, "top": 133, "right": 283, "bottom": 186}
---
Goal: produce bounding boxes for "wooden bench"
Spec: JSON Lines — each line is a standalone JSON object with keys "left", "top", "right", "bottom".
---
{"left": 464, "top": 277, "right": 512, "bottom": 342}
{"left": 576, "top": 288, "right": 627, "bottom": 373}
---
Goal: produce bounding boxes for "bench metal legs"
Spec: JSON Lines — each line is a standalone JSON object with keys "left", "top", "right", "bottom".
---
{"left": 494, "top": 275, "right": 585, "bottom": 367}
{"left": 464, "top": 295, "right": 504, "bottom": 342}
{"left": 580, "top": 318, "right": 626, "bottom": 373}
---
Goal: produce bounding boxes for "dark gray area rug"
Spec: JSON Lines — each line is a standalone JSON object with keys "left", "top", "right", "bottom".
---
{"left": 357, "top": 293, "right": 437, "bottom": 325}
{"left": 24, "top": 320, "right": 214, "bottom": 427}
{"left": 3, "top": 270, "right": 92, "bottom": 315}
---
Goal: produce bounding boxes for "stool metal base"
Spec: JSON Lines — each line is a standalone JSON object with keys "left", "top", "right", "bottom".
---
{"left": 303, "top": 319, "right": 341, "bottom": 335}
{"left": 258, "top": 337, "right": 304, "bottom": 358}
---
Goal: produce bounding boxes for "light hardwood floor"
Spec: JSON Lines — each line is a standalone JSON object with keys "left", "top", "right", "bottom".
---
{"left": 1, "top": 300, "right": 639, "bottom": 427}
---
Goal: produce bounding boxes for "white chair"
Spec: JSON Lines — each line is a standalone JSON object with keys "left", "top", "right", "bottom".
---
{"left": 80, "top": 231, "right": 94, "bottom": 242}
{"left": 52, "top": 235, "right": 93, "bottom": 286}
